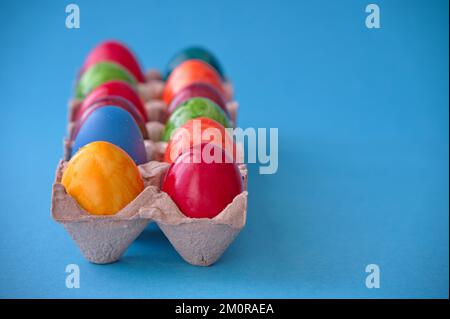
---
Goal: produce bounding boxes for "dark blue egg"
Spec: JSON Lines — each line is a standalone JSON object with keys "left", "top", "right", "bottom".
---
{"left": 71, "top": 106, "right": 147, "bottom": 165}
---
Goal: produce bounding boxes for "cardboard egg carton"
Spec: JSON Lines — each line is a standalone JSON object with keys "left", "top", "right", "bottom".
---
{"left": 52, "top": 70, "right": 248, "bottom": 266}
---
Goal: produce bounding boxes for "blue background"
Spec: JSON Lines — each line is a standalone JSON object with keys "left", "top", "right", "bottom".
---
{"left": 0, "top": 0, "right": 448, "bottom": 298}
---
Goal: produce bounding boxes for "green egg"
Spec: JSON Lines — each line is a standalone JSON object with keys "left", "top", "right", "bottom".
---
{"left": 75, "top": 61, "right": 137, "bottom": 99}
{"left": 162, "top": 97, "right": 231, "bottom": 142}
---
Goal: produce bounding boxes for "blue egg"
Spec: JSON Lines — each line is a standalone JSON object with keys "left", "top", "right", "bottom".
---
{"left": 71, "top": 106, "right": 147, "bottom": 165}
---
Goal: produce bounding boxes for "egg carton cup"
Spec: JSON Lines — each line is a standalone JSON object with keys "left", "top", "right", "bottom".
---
{"left": 51, "top": 158, "right": 248, "bottom": 266}
{"left": 138, "top": 69, "right": 238, "bottom": 127}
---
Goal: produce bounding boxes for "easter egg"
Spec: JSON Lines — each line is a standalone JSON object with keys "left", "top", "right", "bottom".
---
{"left": 71, "top": 106, "right": 147, "bottom": 165}
{"left": 164, "top": 117, "right": 235, "bottom": 164}
{"left": 62, "top": 141, "right": 144, "bottom": 215}
{"left": 162, "top": 59, "right": 225, "bottom": 105}
{"left": 74, "top": 80, "right": 148, "bottom": 122}
{"left": 165, "top": 46, "right": 224, "bottom": 80}
{"left": 162, "top": 143, "right": 243, "bottom": 219}
{"left": 76, "top": 62, "right": 136, "bottom": 100}
{"left": 80, "top": 40, "right": 145, "bottom": 83}
{"left": 71, "top": 96, "right": 148, "bottom": 140}
{"left": 167, "top": 82, "right": 228, "bottom": 116}
{"left": 162, "top": 97, "right": 231, "bottom": 141}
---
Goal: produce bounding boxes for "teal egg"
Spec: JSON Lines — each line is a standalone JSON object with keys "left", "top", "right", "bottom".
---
{"left": 165, "top": 46, "right": 225, "bottom": 80}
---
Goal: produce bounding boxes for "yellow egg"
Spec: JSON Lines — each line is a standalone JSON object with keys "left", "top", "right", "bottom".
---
{"left": 62, "top": 141, "right": 144, "bottom": 215}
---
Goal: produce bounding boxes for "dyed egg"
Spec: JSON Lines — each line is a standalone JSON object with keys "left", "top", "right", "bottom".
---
{"left": 71, "top": 97, "right": 148, "bottom": 140}
{"left": 80, "top": 40, "right": 145, "bottom": 82}
{"left": 162, "top": 59, "right": 225, "bottom": 105}
{"left": 76, "top": 62, "right": 136, "bottom": 99}
{"left": 62, "top": 141, "right": 144, "bottom": 215}
{"left": 165, "top": 46, "right": 224, "bottom": 80}
{"left": 71, "top": 106, "right": 147, "bottom": 165}
{"left": 162, "top": 143, "right": 243, "bottom": 219}
{"left": 167, "top": 82, "right": 228, "bottom": 116}
{"left": 74, "top": 80, "right": 148, "bottom": 122}
{"left": 162, "top": 97, "right": 231, "bottom": 141}
{"left": 164, "top": 117, "right": 235, "bottom": 163}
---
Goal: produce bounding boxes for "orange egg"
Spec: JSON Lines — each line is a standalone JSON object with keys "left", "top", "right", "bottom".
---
{"left": 162, "top": 59, "right": 225, "bottom": 105}
{"left": 61, "top": 141, "right": 144, "bottom": 215}
{"left": 164, "top": 117, "right": 235, "bottom": 163}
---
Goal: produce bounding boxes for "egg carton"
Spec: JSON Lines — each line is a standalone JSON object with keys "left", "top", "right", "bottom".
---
{"left": 52, "top": 71, "right": 248, "bottom": 266}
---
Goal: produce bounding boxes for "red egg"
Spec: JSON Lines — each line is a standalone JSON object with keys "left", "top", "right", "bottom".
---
{"left": 71, "top": 96, "right": 148, "bottom": 140}
{"left": 73, "top": 80, "right": 148, "bottom": 122}
{"left": 162, "top": 59, "right": 225, "bottom": 106}
{"left": 80, "top": 40, "right": 145, "bottom": 83}
{"left": 162, "top": 143, "right": 243, "bottom": 219}
{"left": 164, "top": 117, "right": 235, "bottom": 164}
{"left": 167, "top": 82, "right": 228, "bottom": 116}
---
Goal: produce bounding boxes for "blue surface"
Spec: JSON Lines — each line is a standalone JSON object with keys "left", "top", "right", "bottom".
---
{"left": 0, "top": 0, "right": 448, "bottom": 298}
